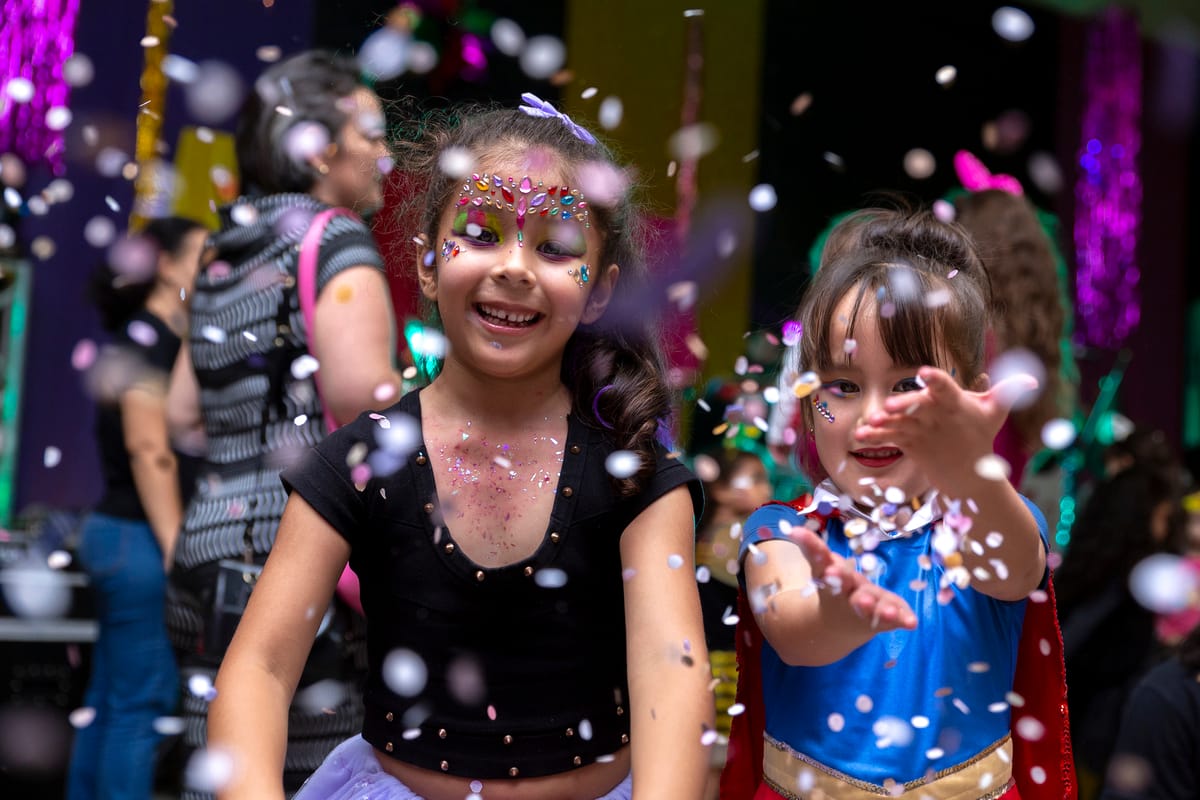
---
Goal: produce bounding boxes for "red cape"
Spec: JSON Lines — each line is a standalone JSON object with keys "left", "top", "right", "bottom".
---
{"left": 720, "top": 499, "right": 1076, "bottom": 800}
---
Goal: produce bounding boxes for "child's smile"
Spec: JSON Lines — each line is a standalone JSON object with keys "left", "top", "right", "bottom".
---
{"left": 420, "top": 155, "right": 615, "bottom": 384}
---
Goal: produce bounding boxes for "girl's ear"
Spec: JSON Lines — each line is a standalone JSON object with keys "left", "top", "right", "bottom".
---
{"left": 580, "top": 263, "right": 619, "bottom": 324}
{"left": 970, "top": 372, "right": 991, "bottom": 392}
{"left": 415, "top": 236, "right": 438, "bottom": 302}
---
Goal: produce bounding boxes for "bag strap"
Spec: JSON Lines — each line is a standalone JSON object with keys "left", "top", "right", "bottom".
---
{"left": 297, "top": 207, "right": 362, "bottom": 433}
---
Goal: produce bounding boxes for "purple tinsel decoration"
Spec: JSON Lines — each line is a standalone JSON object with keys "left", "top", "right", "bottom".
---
{"left": 1074, "top": 8, "right": 1143, "bottom": 350}
{"left": 0, "top": 0, "right": 81, "bottom": 176}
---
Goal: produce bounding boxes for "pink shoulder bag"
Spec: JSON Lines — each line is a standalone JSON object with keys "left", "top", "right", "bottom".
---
{"left": 298, "top": 207, "right": 366, "bottom": 615}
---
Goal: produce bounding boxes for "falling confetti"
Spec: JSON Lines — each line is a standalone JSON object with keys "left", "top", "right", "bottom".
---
{"left": 748, "top": 184, "right": 777, "bottom": 212}
{"left": 491, "top": 18, "right": 526, "bottom": 56}
{"left": 598, "top": 97, "right": 623, "bottom": 130}
{"left": 519, "top": 36, "right": 566, "bottom": 79}
{"left": 63, "top": 54, "right": 95, "bottom": 87}
{"left": 935, "top": 65, "right": 958, "bottom": 87}
{"left": 43, "top": 447, "right": 62, "bottom": 468}
{"left": 153, "top": 716, "right": 186, "bottom": 735}
{"left": 185, "top": 61, "right": 245, "bottom": 124}
{"left": 903, "top": 148, "right": 936, "bottom": 179}
{"left": 69, "top": 707, "right": 97, "bottom": 729}
{"left": 184, "top": 747, "right": 237, "bottom": 793}
{"left": 534, "top": 568, "right": 568, "bottom": 588}
{"left": 789, "top": 92, "right": 813, "bottom": 115}
{"left": 382, "top": 648, "right": 428, "bottom": 697}
{"left": 438, "top": 146, "right": 475, "bottom": 179}
{"left": 1129, "top": 553, "right": 1200, "bottom": 613}
{"left": 605, "top": 450, "right": 640, "bottom": 479}
{"left": 1040, "top": 418, "right": 1076, "bottom": 450}
{"left": 992, "top": 6, "right": 1035, "bottom": 42}
{"left": 359, "top": 27, "right": 411, "bottom": 81}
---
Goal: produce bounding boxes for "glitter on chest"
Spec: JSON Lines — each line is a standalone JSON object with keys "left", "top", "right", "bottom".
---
{"left": 437, "top": 422, "right": 562, "bottom": 494}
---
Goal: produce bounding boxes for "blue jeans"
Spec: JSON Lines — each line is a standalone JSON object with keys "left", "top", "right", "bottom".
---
{"left": 67, "top": 513, "right": 179, "bottom": 800}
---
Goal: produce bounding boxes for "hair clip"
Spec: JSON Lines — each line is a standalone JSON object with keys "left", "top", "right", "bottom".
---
{"left": 567, "top": 263, "right": 590, "bottom": 289}
{"left": 458, "top": 173, "right": 589, "bottom": 247}
{"left": 518, "top": 92, "right": 598, "bottom": 145}
{"left": 812, "top": 395, "right": 835, "bottom": 424}
{"left": 441, "top": 239, "right": 459, "bottom": 262}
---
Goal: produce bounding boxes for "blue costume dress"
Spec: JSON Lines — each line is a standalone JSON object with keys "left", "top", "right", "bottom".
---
{"left": 734, "top": 481, "right": 1049, "bottom": 798}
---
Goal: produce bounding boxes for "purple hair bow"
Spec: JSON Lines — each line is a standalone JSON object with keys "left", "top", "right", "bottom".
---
{"left": 518, "top": 92, "right": 598, "bottom": 145}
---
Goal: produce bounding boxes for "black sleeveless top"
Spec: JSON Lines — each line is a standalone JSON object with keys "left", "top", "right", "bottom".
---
{"left": 93, "top": 310, "right": 181, "bottom": 521}
{"left": 282, "top": 389, "right": 702, "bottom": 778}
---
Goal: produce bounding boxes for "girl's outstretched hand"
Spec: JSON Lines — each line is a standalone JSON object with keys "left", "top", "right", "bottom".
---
{"left": 791, "top": 527, "right": 918, "bottom": 632}
{"left": 854, "top": 366, "right": 1038, "bottom": 490}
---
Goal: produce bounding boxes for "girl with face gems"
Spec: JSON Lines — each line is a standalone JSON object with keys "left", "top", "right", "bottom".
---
{"left": 723, "top": 209, "right": 1074, "bottom": 800}
{"left": 164, "top": 50, "right": 404, "bottom": 800}
{"left": 206, "top": 99, "right": 712, "bottom": 800}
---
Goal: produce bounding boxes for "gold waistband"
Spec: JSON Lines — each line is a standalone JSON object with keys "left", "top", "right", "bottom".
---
{"left": 762, "top": 733, "right": 1014, "bottom": 800}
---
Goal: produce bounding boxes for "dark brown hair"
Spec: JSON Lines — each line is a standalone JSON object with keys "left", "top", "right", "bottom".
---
{"left": 955, "top": 190, "right": 1071, "bottom": 450}
{"left": 792, "top": 207, "right": 990, "bottom": 475}
{"left": 392, "top": 105, "right": 671, "bottom": 495}
{"left": 236, "top": 50, "right": 367, "bottom": 195}
{"left": 88, "top": 216, "right": 207, "bottom": 331}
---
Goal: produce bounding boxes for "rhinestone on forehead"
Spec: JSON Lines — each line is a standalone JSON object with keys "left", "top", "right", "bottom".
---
{"left": 457, "top": 173, "right": 590, "bottom": 247}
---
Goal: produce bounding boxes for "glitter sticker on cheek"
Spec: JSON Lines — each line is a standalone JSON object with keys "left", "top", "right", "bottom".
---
{"left": 566, "top": 263, "right": 590, "bottom": 289}
{"left": 441, "top": 239, "right": 459, "bottom": 262}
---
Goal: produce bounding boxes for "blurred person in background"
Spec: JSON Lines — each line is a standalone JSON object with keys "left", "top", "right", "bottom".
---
{"left": 68, "top": 216, "right": 207, "bottom": 800}
{"left": 1100, "top": 619, "right": 1200, "bottom": 800}
{"left": 954, "top": 187, "right": 1076, "bottom": 489}
{"left": 1055, "top": 465, "right": 1186, "bottom": 799}
{"left": 165, "top": 50, "right": 403, "bottom": 798}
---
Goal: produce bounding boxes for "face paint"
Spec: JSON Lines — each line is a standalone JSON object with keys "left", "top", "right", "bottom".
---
{"left": 451, "top": 209, "right": 504, "bottom": 243}
{"left": 441, "top": 239, "right": 459, "bottom": 262}
{"left": 457, "top": 173, "right": 590, "bottom": 247}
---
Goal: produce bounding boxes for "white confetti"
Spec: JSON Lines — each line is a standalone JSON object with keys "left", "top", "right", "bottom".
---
{"left": 1015, "top": 716, "right": 1045, "bottom": 741}
{"left": 1040, "top": 418, "right": 1077, "bottom": 450}
{"left": 748, "top": 184, "right": 777, "bottom": 212}
{"left": 153, "top": 716, "right": 186, "bottom": 735}
{"left": 598, "top": 97, "right": 623, "bottom": 130}
{"left": 438, "top": 146, "right": 475, "bottom": 179}
{"left": 491, "top": 18, "right": 526, "bottom": 56}
{"left": 534, "top": 568, "right": 568, "bottom": 589}
{"left": 974, "top": 454, "right": 1011, "bottom": 482}
{"left": 382, "top": 649, "right": 428, "bottom": 697}
{"left": 993, "top": 6, "right": 1035, "bottom": 42}
{"left": 63, "top": 54, "right": 95, "bottom": 87}
{"left": 184, "top": 747, "right": 237, "bottom": 793}
{"left": 1129, "top": 553, "right": 1200, "bottom": 613}
{"left": 519, "top": 36, "right": 566, "bottom": 79}
{"left": 4, "top": 77, "right": 34, "bottom": 103}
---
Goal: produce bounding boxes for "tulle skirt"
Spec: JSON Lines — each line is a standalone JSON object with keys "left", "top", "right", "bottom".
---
{"left": 294, "top": 736, "right": 634, "bottom": 800}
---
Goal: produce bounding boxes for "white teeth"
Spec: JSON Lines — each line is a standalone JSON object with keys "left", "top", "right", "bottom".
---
{"left": 479, "top": 304, "right": 537, "bottom": 324}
